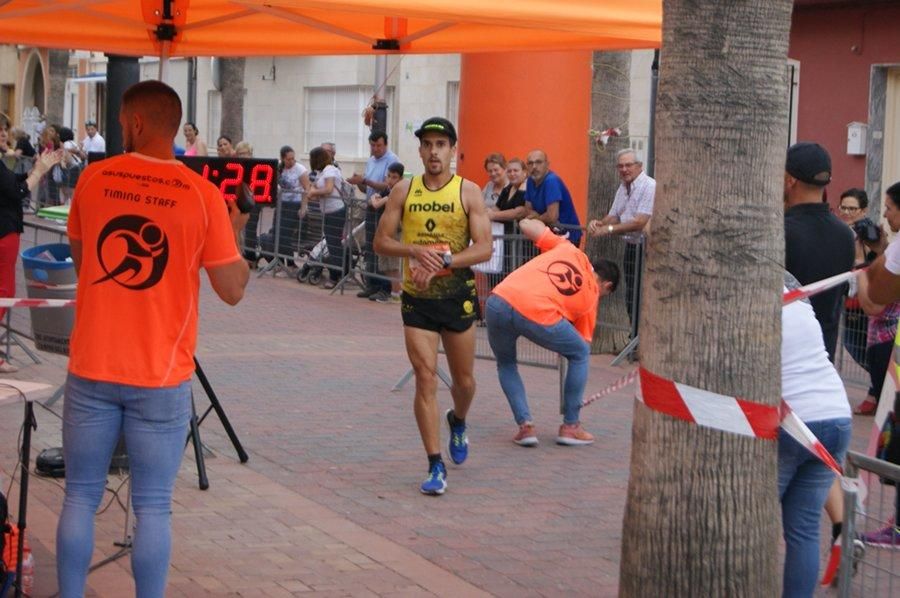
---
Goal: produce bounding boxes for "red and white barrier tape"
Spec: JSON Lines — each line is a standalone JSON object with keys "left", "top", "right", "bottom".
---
{"left": 582, "top": 369, "right": 638, "bottom": 408}
{"left": 636, "top": 367, "right": 780, "bottom": 439}
{"left": 783, "top": 268, "right": 865, "bottom": 306}
{"left": 0, "top": 297, "right": 75, "bottom": 308}
{"left": 584, "top": 367, "right": 843, "bottom": 476}
{"left": 779, "top": 401, "right": 843, "bottom": 476}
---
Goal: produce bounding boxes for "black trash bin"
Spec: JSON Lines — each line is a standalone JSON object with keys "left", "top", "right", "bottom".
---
{"left": 20, "top": 243, "right": 76, "bottom": 355}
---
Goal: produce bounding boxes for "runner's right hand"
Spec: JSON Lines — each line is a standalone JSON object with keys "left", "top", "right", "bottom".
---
{"left": 408, "top": 244, "right": 444, "bottom": 271}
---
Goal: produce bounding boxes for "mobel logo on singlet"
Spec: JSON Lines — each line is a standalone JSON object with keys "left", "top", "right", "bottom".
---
{"left": 542, "top": 260, "right": 583, "bottom": 296}
{"left": 94, "top": 215, "right": 169, "bottom": 290}
{"left": 409, "top": 201, "right": 455, "bottom": 213}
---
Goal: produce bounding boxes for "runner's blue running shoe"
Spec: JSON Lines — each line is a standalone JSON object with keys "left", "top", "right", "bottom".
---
{"left": 446, "top": 409, "right": 469, "bottom": 464}
{"left": 420, "top": 461, "right": 447, "bottom": 495}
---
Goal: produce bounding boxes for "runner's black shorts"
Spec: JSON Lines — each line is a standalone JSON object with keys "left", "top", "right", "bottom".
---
{"left": 401, "top": 292, "right": 480, "bottom": 333}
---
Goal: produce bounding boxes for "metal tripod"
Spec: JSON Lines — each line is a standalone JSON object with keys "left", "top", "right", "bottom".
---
{"left": 185, "top": 356, "right": 249, "bottom": 491}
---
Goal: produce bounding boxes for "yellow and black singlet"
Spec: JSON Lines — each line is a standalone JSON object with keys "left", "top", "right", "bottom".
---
{"left": 401, "top": 174, "right": 475, "bottom": 299}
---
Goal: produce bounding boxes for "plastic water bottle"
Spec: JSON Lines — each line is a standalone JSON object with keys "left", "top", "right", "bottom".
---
{"left": 21, "top": 546, "right": 34, "bottom": 596}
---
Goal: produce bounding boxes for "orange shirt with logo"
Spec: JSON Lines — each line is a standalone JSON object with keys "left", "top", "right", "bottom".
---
{"left": 67, "top": 153, "right": 241, "bottom": 387}
{"left": 491, "top": 229, "right": 599, "bottom": 341}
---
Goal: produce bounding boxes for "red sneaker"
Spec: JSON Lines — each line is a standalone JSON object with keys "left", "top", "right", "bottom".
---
{"left": 513, "top": 423, "right": 538, "bottom": 447}
{"left": 556, "top": 423, "right": 594, "bottom": 446}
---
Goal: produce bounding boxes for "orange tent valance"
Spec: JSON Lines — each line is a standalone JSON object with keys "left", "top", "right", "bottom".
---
{"left": 0, "top": 0, "right": 660, "bottom": 57}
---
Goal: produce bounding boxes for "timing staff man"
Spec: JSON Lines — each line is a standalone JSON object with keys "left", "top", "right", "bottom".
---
{"left": 57, "top": 80, "right": 249, "bottom": 597}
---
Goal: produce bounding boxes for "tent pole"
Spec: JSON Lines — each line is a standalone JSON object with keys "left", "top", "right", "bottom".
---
{"left": 158, "top": 41, "right": 171, "bottom": 82}
{"left": 646, "top": 49, "right": 659, "bottom": 177}
{"left": 105, "top": 55, "right": 140, "bottom": 156}
{"left": 372, "top": 55, "right": 388, "bottom": 135}
{"left": 186, "top": 57, "right": 197, "bottom": 124}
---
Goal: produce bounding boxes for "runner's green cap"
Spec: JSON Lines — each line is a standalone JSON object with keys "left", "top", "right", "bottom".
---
{"left": 414, "top": 117, "right": 457, "bottom": 145}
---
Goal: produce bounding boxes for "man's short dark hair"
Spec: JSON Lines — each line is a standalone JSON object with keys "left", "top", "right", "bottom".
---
{"left": 593, "top": 259, "right": 620, "bottom": 293}
{"left": 369, "top": 131, "right": 387, "bottom": 144}
{"left": 840, "top": 187, "right": 868, "bottom": 210}
{"left": 121, "top": 80, "right": 182, "bottom": 136}
{"left": 387, "top": 162, "right": 405, "bottom": 177}
{"left": 887, "top": 182, "right": 900, "bottom": 209}
{"left": 58, "top": 127, "right": 75, "bottom": 143}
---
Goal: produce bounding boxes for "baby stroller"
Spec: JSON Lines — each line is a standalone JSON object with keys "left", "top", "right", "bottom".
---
{"left": 296, "top": 181, "right": 366, "bottom": 287}
{"left": 296, "top": 236, "right": 328, "bottom": 285}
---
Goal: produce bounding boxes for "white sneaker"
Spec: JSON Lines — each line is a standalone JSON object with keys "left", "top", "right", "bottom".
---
{"left": 0, "top": 360, "right": 19, "bottom": 373}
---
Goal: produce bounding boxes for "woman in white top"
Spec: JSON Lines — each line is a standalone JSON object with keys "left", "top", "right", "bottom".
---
{"left": 305, "top": 146, "right": 346, "bottom": 289}
{"left": 481, "top": 152, "right": 508, "bottom": 209}
{"left": 779, "top": 273, "right": 852, "bottom": 598}
{"left": 475, "top": 153, "right": 509, "bottom": 307}
{"left": 278, "top": 146, "right": 310, "bottom": 204}
{"left": 275, "top": 145, "right": 310, "bottom": 259}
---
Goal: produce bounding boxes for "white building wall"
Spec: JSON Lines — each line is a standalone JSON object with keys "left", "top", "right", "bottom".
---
{"left": 130, "top": 54, "right": 460, "bottom": 179}
{"left": 394, "top": 54, "right": 460, "bottom": 175}
{"left": 629, "top": 50, "right": 654, "bottom": 165}
{"left": 0, "top": 46, "right": 17, "bottom": 85}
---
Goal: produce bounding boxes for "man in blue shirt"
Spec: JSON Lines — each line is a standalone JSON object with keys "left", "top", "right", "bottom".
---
{"left": 524, "top": 149, "right": 582, "bottom": 245}
{"left": 348, "top": 132, "right": 399, "bottom": 299}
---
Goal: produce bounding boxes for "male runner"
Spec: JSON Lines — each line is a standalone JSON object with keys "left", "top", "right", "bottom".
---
{"left": 374, "top": 116, "right": 492, "bottom": 495}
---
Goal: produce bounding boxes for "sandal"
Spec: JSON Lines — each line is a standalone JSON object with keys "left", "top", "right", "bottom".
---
{"left": 853, "top": 399, "right": 877, "bottom": 416}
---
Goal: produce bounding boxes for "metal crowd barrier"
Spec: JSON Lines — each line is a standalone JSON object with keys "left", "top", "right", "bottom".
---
{"left": 345, "top": 198, "right": 393, "bottom": 294}
{"left": 332, "top": 196, "right": 378, "bottom": 292}
{"left": 835, "top": 303, "right": 874, "bottom": 389}
{"left": 839, "top": 451, "right": 900, "bottom": 596}
{"left": 581, "top": 230, "right": 643, "bottom": 364}
{"left": 245, "top": 187, "right": 367, "bottom": 293}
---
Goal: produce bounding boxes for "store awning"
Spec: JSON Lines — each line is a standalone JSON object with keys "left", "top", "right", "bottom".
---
{"left": 67, "top": 73, "right": 107, "bottom": 84}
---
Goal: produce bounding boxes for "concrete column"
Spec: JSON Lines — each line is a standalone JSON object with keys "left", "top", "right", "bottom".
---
{"left": 457, "top": 51, "right": 592, "bottom": 221}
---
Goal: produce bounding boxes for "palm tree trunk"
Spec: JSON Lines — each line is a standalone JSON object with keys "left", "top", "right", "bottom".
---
{"left": 619, "top": 1, "right": 793, "bottom": 595}
{"left": 219, "top": 57, "right": 246, "bottom": 144}
{"left": 586, "top": 50, "right": 632, "bottom": 354}
{"left": 45, "top": 50, "right": 69, "bottom": 126}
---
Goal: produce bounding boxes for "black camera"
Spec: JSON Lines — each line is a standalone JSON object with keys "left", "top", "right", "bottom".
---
{"left": 235, "top": 183, "right": 256, "bottom": 214}
{"left": 852, "top": 217, "right": 881, "bottom": 244}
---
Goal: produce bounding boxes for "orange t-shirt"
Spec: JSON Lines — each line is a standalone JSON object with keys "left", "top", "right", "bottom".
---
{"left": 67, "top": 153, "right": 241, "bottom": 387}
{"left": 492, "top": 229, "right": 599, "bottom": 341}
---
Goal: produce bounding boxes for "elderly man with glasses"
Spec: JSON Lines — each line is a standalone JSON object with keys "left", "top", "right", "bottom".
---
{"left": 587, "top": 149, "right": 656, "bottom": 335}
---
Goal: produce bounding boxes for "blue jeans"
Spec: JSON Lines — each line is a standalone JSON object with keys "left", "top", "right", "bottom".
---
{"left": 57, "top": 373, "right": 191, "bottom": 598}
{"left": 778, "top": 417, "right": 851, "bottom": 598}
{"left": 485, "top": 294, "right": 589, "bottom": 425}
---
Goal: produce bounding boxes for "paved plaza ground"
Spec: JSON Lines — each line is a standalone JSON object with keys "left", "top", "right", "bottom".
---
{"left": 0, "top": 237, "right": 877, "bottom": 597}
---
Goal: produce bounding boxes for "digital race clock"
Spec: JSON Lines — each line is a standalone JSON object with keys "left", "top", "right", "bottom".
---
{"left": 176, "top": 156, "right": 278, "bottom": 205}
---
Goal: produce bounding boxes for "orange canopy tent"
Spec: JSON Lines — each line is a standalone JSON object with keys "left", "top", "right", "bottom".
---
{"left": 0, "top": 0, "right": 660, "bottom": 57}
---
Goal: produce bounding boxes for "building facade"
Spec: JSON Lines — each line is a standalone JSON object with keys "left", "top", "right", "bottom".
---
{"left": 789, "top": 0, "right": 900, "bottom": 212}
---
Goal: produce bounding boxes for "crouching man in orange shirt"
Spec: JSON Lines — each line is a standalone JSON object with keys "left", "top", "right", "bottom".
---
{"left": 486, "top": 219, "right": 618, "bottom": 447}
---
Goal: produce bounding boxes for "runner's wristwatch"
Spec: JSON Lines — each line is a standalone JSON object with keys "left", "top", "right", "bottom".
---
{"left": 441, "top": 252, "right": 453, "bottom": 269}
